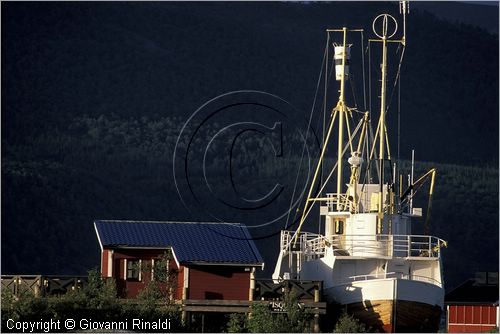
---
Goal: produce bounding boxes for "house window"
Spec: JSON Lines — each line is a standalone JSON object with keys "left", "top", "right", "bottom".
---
{"left": 152, "top": 257, "right": 169, "bottom": 282}
{"left": 127, "top": 259, "right": 140, "bottom": 281}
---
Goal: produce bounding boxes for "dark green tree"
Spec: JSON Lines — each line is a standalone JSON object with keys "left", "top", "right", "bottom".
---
{"left": 132, "top": 251, "right": 182, "bottom": 328}
{"left": 333, "top": 312, "right": 368, "bottom": 333}
{"left": 234, "top": 290, "right": 312, "bottom": 333}
{"left": 227, "top": 313, "right": 248, "bottom": 333}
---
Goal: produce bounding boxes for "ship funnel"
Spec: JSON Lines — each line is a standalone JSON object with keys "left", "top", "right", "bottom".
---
{"left": 334, "top": 45, "right": 351, "bottom": 81}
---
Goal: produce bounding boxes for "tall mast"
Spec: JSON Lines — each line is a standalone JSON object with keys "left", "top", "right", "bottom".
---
{"left": 371, "top": 8, "right": 407, "bottom": 231}
{"left": 378, "top": 16, "right": 388, "bottom": 224}
{"left": 291, "top": 27, "right": 363, "bottom": 243}
{"left": 336, "top": 27, "right": 348, "bottom": 211}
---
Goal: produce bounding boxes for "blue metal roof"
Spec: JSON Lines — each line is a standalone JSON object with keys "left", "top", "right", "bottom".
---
{"left": 94, "top": 220, "right": 264, "bottom": 266}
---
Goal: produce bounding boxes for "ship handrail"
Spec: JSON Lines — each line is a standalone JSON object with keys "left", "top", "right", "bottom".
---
{"left": 347, "top": 272, "right": 395, "bottom": 282}
{"left": 329, "top": 234, "right": 446, "bottom": 258}
{"left": 325, "top": 193, "right": 350, "bottom": 211}
{"left": 279, "top": 231, "right": 447, "bottom": 259}
{"left": 399, "top": 273, "right": 442, "bottom": 287}
{"left": 280, "top": 230, "right": 323, "bottom": 250}
{"left": 345, "top": 271, "right": 442, "bottom": 287}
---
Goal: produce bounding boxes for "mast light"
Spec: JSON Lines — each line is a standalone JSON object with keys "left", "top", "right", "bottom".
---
{"left": 334, "top": 45, "right": 351, "bottom": 81}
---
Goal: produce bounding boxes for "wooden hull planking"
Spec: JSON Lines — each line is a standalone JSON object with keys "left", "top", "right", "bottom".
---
{"left": 347, "top": 299, "right": 442, "bottom": 332}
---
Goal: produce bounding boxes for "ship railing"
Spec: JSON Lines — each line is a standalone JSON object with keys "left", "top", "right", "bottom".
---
{"left": 280, "top": 231, "right": 446, "bottom": 259}
{"left": 278, "top": 231, "right": 326, "bottom": 277}
{"left": 301, "top": 234, "right": 328, "bottom": 258}
{"left": 344, "top": 272, "right": 442, "bottom": 288}
{"left": 330, "top": 234, "right": 446, "bottom": 258}
{"left": 398, "top": 273, "right": 443, "bottom": 287}
{"left": 347, "top": 272, "right": 393, "bottom": 282}
{"left": 280, "top": 230, "right": 327, "bottom": 257}
{"left": 280, "top": 230, "right": 292, "bottom": 251}
{"left": 325, "top": 193, "right": 350, "bottom": 211}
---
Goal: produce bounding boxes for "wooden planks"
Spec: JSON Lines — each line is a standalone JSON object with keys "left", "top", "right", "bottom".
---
{"left": 395, "top": 299, "right": 441, "bottom": 332}
{"left": 348, "top": 299, "right": 392, "bottom": 331}
{"left": 347, "top": 299, "right": 442, "bottom": 332}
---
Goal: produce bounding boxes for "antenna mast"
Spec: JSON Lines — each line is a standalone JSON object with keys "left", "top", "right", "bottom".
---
{"left": 378, "top": 16, "right": 389, "bottom": 224}
{"left": 371, "top": 2, "right": 408, "bottom": 232}
{"left": 336, "top": 28, "right": 348, "bottom": 211}
{"left": 291, "top": 27, "right": 363, "bottom": 244}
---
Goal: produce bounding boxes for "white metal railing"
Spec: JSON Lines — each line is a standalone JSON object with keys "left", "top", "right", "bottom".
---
{"left": 399, "top": 273, "right": 442, "bottom": 287}
{"left": 348, "top": 272, "right": 393, "bottom": 282}
{"left": 330, "top": 234, "right": 446, "bottom": 258}
{"left": 280, "top": 230, "right": 292, "bottom": 251}
{"left": 301, "top": 235, "right": 327, "bottom": 258}
{"left": 279, "top": 231, "right": 446, "bottom": 259}
{"left": 279, "top": 231, "right": 326, "bottom": 280}
{"left": 343, "top": 271, "right": 442, "bottom": 288}
{"left": 326, "top": 193, "right": 350, "bottom": 211}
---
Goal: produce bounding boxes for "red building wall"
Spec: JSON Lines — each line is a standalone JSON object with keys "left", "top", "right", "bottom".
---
{"left": 177, "top": 265, "right": 185, "bottom": 300}
{"left": 106, "top": 248, "right": 180, "bottom": 299}
{"left": 187, "top": 265, "right": 250, "bottom": 300}
{"left": 448, "top": 305, "right": 498, "bottom": 332}
{"left": 101, "top": 249, "right": 110, "bottom": 277}
{"left": 102, "top": 248, "right": 254, "bottom": 301}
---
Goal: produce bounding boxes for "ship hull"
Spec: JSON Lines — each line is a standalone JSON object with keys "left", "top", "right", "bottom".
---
{"left": 346, "top": 298, "right": 442, "bottom": 332}
{"left": 324, "top": 278, "right": 444, "bottom": 332}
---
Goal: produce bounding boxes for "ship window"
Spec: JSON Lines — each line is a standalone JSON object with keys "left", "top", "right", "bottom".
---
{"left": 335, "top": 220, "right": 344, "bottom": 234}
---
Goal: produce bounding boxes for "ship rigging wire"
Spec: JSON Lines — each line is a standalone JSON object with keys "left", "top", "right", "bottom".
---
{"left": 361, "top": 30, "right": 367, "bottom": 112}
{"left": 283, "top": 36, "right": 329, "bottom": 231}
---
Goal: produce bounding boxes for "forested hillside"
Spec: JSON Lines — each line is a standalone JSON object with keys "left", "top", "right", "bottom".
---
{"left": 2, "top": 2, "right": 498, "bottom": 291}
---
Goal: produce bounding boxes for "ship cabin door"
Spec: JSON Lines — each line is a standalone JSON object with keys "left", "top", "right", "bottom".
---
{"left": 392, "top": 215, "right": 411, "bottom": 235}
{"left": 324, "top": 215, "right": 346, "bottom": 238}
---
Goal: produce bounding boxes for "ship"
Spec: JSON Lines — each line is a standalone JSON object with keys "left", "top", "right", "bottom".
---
{"left": 272, "top": 2, "right": 447, "bottom": 332}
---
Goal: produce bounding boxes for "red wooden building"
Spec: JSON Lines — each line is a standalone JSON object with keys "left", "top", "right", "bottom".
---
{"left": 445, "top": 272, "right": 499, "bottom": 333}
{"left": 94, "top": 220, "right": 264, "bottom": 300}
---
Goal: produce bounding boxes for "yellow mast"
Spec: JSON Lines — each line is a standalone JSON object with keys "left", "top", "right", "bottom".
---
{"left": 336, "top": 27, "right": 347, "bottom": 211}
{"left": 292, "top": 28, "right": 363, "bottom": 244}
{"left": 377, "top": 17, "right": 388, "bottom": 231}
{"left": 370, "top": 11, "right": 407, "bottom": 232}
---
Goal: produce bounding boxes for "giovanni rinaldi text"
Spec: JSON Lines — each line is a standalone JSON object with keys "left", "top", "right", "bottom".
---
{"left": 6, "top": 318, "right": 172, "bottom": 332}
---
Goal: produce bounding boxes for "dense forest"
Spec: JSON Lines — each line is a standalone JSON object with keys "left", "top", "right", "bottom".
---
{"left": 2, "top": 2, "right": 498, "bottom": 292}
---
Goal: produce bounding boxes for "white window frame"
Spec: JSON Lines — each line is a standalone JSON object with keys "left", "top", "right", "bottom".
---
{"left": 125, "top": 259, "right": 141, "bottom": 281}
